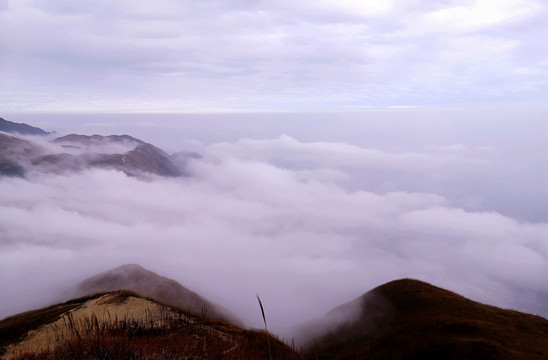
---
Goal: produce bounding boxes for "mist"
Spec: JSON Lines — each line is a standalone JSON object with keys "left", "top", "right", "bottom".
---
{"left": 1, "top": 110, "right": 547, "bottom": 337}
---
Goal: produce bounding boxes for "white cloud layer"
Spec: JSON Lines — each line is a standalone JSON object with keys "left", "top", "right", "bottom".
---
{"left": 208, "top": 134, "right": 487, "bottom": 171}
{"left": 0, "top": 0, "right": 547, "bottom": 111}
{"left": 1, "top": 128, "right": 547, "bottom": 336}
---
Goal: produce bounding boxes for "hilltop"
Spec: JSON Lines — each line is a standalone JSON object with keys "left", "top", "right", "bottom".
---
{"left": 300, "top": 279, "right": 548, "bottom": 359}
{"left": 70, "top": 264, "right": 242, "bottom": 326}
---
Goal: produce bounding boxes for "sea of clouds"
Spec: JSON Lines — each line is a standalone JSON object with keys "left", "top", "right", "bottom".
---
{"left": 1, "top": 111, "right": 547, "bottom": 337}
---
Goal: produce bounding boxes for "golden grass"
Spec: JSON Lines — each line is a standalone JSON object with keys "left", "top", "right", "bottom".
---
{"left": 2, "top": 291, "right": 301, "bottom": 360}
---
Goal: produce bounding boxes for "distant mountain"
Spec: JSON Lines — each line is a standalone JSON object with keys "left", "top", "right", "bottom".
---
{"left": 90, "top": 143, "right": 181, "bottom": 176}
{"left": 53, "top": 134, "right": 182, "bottom": 176}
{"left": 0, "top": 130, "right": 185, "bottom": 178}
{"left": 0, "top": 291, "right": 300, "bottom": 360}
{"left": 70, "top": 264, "right": 242, "bottom": 326}
{"left": 53, "top": 134, "right": 145, "bottom": 145}
{"left": 299, "top": 279, "right": 548, "bottom": 360}
{"left": 0, "top": 117, "right": 48, "bottom": 135}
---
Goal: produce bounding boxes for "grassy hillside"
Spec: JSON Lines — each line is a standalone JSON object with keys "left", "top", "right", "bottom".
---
{"left": 3, "top": 278, "right": 547, "bottom": 359}
{"left": 302, "top": 279, "right": 548, "bottom": 360}
{"left": 0, "top": 293, "right": 103, "bottom": 350}
{"left": 0, "top": 291, "right": 300, "bottom": 360}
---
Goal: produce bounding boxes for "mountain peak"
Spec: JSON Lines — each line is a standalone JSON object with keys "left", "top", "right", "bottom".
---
{"left": 111, "top": 263, "right": 147, "bottom": 271}
{"left": 73, "top": 264, "right": 242, "bottom": 326}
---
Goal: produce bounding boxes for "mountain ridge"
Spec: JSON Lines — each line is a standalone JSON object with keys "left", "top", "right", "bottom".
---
{"left": 0, "top": 117, "right": 48, "bottom": 136}
{"left": 0, "top": 290, "right": 300, "bottom": 360}
{"left": 2, "top": 274, "right": 547, "bottom": 359}
{"left": 0, "top": 120, "right": 185, "bottom": 177}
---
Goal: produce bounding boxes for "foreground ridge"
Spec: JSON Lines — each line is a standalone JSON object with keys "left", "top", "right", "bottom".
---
{"left": 0, "top": 291, "right": 301, "bottom": 360}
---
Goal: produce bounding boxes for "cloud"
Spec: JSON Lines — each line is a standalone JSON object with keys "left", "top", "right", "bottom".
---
{"left": 1, "top": 132, "right": 547, "bottom": 337}
{"left": 423, "top": 0, "right": 543, "bottom": 33}
{"left": 0, "top": 0, "right": 547, "bottom": 111}
{"left": 208, "top": 134, "right": 486, "bottom": 171}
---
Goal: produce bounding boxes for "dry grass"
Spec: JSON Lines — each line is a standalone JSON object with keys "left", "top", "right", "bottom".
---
{"left": 2, "top": 291, "right": 301, "bottom": 360}
{"left": 0, "top": 292, "right": 106, "bottom": 350}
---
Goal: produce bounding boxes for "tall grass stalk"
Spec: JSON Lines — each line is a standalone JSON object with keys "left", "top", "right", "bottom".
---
{"left": 256, "top": 294, "right": 272, "bottom": 360}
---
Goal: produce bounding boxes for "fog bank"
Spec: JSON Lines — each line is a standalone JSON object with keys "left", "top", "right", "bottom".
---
{"left": 1, "top": 111, "right": 547, "bottom": 337}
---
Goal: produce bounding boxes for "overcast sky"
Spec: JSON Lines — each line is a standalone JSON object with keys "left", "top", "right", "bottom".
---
{"left": 1, "top": 0, "right": 547, "bottom": 112}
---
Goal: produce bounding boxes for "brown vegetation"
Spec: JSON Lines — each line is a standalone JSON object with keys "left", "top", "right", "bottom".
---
{"left": 0, "top": 293, "right": 102, "bottom": 350}
{"left": 1, "top": 291, "right": 300, "bottom": 360}
{"left": 4, "top": 278, "right": 547, "bottom": 359}
{"left": 302, "top": 279, "right": 548, "bottom": 360}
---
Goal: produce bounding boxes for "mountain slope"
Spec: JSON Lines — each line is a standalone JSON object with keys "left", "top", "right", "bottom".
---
{"left": 0, "top": 117, "right": 48, "bottom": 135}
{"left": 300, "top": 279, "right": 548, "bottom": 360}
{"left": 70, "top": 264, "right": 242, "bottom": 326}
{"left": 0, "top": 291, "right": 300, "bottom": 360}
{"left": 53, "top": 134, "right": 181, "bottom": 176}
{"left": 0, "top": 133, "right": 43, "bottom": 177}
{"left": 90, "top": 143, "right": 181, "bottom": 176}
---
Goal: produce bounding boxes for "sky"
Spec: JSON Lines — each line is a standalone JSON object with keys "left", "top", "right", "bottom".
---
{"left": 0, "top": 0, "right": 548, "bottom": 340}
{"left": 1, "top": 0, "right": 547, "bottom": 112}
